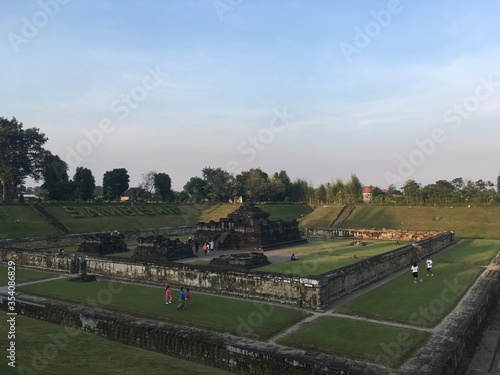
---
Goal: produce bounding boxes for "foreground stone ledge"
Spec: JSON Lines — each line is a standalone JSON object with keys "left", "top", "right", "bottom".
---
{"left": 0, "top": 293, "right": 389, "bottom": 375}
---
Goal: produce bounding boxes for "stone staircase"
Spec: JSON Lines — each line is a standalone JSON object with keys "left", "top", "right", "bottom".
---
{"left": 330, "top": 205, "right": 355, "bottom": 228}
{"left": 31, "top": 203, "right": 72, "bottom": 234}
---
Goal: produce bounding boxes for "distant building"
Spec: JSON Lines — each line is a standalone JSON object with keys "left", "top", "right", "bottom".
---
{"left": 120, "top": 187, "right": 144, "bottom": 202}
{"left": 362, "top": 186, "right": 402, "bottom": 203}
{"left": 18, "top": 193, "right": 40, "bottom": 201}
{"left": 363, "top": 186, "right": 390, "bottom": 203}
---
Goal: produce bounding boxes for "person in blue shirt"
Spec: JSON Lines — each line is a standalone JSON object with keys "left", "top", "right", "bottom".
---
{"left": 177, "top": 287, "right": 186, "bottom": 310}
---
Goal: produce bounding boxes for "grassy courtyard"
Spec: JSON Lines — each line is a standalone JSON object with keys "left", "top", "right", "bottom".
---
{"left": 17, "top": 279, "right": 308, "bottom": 340}
{"left": 277, "top": 316, "right": 430, "bottom": 368}
{"left": 0, "top": 314, "right": 231, "bottom": 375}
{"left": 0, "top": 264, "right": 59, "bottom": 286}
{"left": 255, "top": 239, "right": 409, "bottom": 275}
{"left": 336, "top": 239, "right": 499, "bottom": 327}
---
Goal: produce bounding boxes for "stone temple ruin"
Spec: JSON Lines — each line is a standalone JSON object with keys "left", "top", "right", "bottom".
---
{"left": 133, "top": 235, "right": 194, "bottom": 262}
{"left": 209, "top": 252, "right": 271, "bottom": 269}
{"left": 195, "top": 202, "right": 307, "bottom": 251}
{"left": 78, "top": 230, "right": 128, "bottom": 255}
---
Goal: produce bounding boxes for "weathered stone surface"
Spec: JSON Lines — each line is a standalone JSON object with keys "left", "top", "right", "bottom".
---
{"left": 133, "top": 235, "right": 194, "bottom": 261}
{"left": 209, "top": 252, "right": 271, "bottom": 269}
{"left": 0, "top": 293, "right": 389, "bottom": 374}
{"left": 78, "top": 231, "right": 128, "bottom": 255}
{"left": 1, "top": 231, "right": 455, "bottom": 310}
{"left": 0, "top": 226, "right": 195, "bottom": 251}
{"left": 196, "top": 203, "right": 307, "bottom": 251}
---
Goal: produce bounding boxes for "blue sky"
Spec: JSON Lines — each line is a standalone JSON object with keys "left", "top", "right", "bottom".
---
{"left": 1, "top": 0, "right": 499, "bottom": 190}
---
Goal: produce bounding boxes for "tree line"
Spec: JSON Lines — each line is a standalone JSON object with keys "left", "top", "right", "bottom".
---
{"left": 1, "top": 117, "right": 499, "bottom": 205}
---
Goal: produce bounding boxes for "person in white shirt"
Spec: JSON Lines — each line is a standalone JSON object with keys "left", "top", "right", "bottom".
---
{"left": 411, "top": 262, "right": 419, "bottom": 283}
{"left": 426, "top": 257, "right": 433, "bottom": 276}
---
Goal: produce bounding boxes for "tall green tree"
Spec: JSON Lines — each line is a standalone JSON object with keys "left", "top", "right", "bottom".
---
{"left": 73, "top": 167, "right": 95, "bottom": 200}
{"left": 0, "top": 117, "right": 48, "bottom": 202}
{"left": 344, "top": 173, "right": 363, "bottom": 204}
{"left": 183, "top": 176, "right": 206, "bottom": 203}
{"left": 202, "top": 167, "right": 234, "bottom": 202}
{"left": 402, "top": 179, "right": 421, "bottom": 205}
{"left": 103, "top": 168, "right": 129, "bottom": 201}
{"left": 41, "top": 153, "right": 70, "bottom": 201}
{"left": 154, "top": 172, "right": 173, "bottom": 202}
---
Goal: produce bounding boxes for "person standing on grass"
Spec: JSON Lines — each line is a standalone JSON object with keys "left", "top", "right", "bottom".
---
{"left": 186, "top": 288, "right": 191, "bottom": 306}
{"left": 165, "top": 286, "right": 172, "bottom": 304}
{"left": 411, "top": 262, "right": 419, "bottom": 283}
{"left": 177, "top": 287, "right": 186, "bottom": 310}
{"left": 426, "top": 257, "right": 434, "bottom": 276}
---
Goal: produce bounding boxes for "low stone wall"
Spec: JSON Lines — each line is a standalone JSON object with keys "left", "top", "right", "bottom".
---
{"left": 304, "top": 227, "right": 443, "bottom": 241}
{"left": 399, "top": 251, "right": 500, "bottom": 375}
{"left": 1, "top": 231, "right": 455, "bottom": 310}
{"left": 318, "top": 231, "right": 455, "bottom": 307}
{"left": 0, "top": 226, "right": 196, "bottom": 251}
{"left": 0, "top": 293, "right": 386, "bottom": 375}
{"left": 1, "top": 251, "right": 499, "bottom": 374}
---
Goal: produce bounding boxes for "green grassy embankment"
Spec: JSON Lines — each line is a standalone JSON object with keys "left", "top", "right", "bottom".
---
{"left": 341, "top": 206, "right": 500, "bottom": 239}
{"left": 0, "top": 205, "right": 59, "bottom": 239}
{"left": 298, "top": 205, "right": 344, "bottom": 227}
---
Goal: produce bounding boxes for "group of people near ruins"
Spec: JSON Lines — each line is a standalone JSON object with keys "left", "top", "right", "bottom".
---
{"left": 190, "top": 238, "right": 215, "bottom": 256}
{"left": 202, "top": 240, "right": 214, "bottom": 255}
{"left": 165, "top": 286, "right": 191, "bottom": 310}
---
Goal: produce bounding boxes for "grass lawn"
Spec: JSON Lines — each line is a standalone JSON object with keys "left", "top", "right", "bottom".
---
{"left": 17, "top": 279, "right": 308, "bottom": 340}
{"left": 298, "top": 205, "right": 344, "bottom": 227}
{"left": 255, "top": 240, "right": 408, "bottom": 276}
{"left": 0, "top": 314, "right": 230, "bottom": 375}
{"left": 259, "top": 204, "right": 314, "bottom": 221}
{"left": 0, "top": 204, "right": 59, "bottom": 239}
{"left": 277, "top": 316, "right": 430, "bottom": 368}
{"left": 0, "top": 264, "right": 59, "bottom": 286}
{"left": 336, "top": 239, "right": 500, "bottom": 328}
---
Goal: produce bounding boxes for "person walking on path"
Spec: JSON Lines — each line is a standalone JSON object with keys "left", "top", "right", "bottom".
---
{"left": 411, "top": 262, "right": 419, "bottom": 283}
{"left": 165, "top": 286, "right": 172, "bottom": 304}
{"left": 202, "top": 243, "right": 208, "bottom": 256}
{"left": 426, "top": 257, "right": 434, "bottom": 276}
{"left": 195, "top": 241, "right": 199, "bottom": 253}
{"left": 177, "top": 287, "right": 186, "bottom": 310}
{"left": 209, "top": 240, "right": 214, "bottom": 252}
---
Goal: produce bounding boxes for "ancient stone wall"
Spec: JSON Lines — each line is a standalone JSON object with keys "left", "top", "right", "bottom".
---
{"left": 0, "top": 226, "right": 195, "bottom": 251}
{"left": 318, "top": 231, "right": 455, "bottom": 307}
{"left": 1, "top": 231, "right": 455, "bottom": 309}
{"left": 1, "top": 250, "right": 498, "bottom": 375}
{"left": 304, "top": 227, "right": 444, "bottom": 241}
{"left": 0, "top": 293, "right": 385, "bottom": 374}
